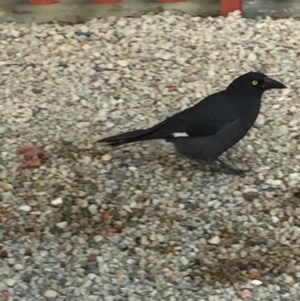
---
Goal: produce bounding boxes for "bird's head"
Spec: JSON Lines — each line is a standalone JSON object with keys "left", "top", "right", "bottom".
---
{"left": 227, "top": 72, "right": 287, "bottom": 95}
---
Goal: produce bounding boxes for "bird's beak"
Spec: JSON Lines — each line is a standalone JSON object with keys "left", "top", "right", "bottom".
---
{"left": 263, "top": 77, "right": 287, "bottom": 90}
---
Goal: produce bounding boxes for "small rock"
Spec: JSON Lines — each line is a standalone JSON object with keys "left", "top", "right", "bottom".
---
{"left": 7, "top": 258, "right": 15, "bottom": 266}
{"left": 247, "top": 53, "right": 257, "bottom": 61}
{"left": 22, "top": 169, "right": 32, "bottom": 178}
{"left": 19, "top": 205, "right": 32, "bottom": 213}
{"left": 10, "top": 29, "right": 20, "bottom": 38}
{"left": 208, "top": 236, "right": 220, "bottom": 245}
{"left": 6, "top": 278, "right": 15, "bottom": 287}
{"left": 117, "top": 60, "right": 128, "bottom": 67}
{"left": 2, "top": 192, "right": 14, "bottom": 202}
{"left": 179, "top": 256, "right": 189, "bottom": 266}
{"left": 1, "top": 183, "right": 13, "bottom": 191}
{"left": 251, "top": 279, "right": 263, "bottom": 286}
{"left": 255, "top": 114, "right": 265, "bottom": 126}
{"left": 44, "top": 290, "right": 58, "bottom": 298}
{"left": 93, "top": 235, "right": 103, "bottom": 243}
{"left": 83, "top": 156, "right": 91, "bottom": 165}
{"left": 78, "top": 143, "right": 87, "bottom": 150}
{"left": 0, "top": 165, "right": 7, "bottom": 180}
{"left": 88, "top": 204, "right": 98, "bottom": 215}
{"left": 14, "top": 264, "right": 24, "bottom": 271}
{"left": 77, "top": 237, "right": 86, "bottom": 245}
{"left": 284, "top": 274, "right": 294, "bottom": 284}
{"left": 56, "top": 221, "right": 68, "bottom": 229}
{"left": 175, "top": 57, "right": 186, "bottom": 65}
{"left": 266, "top": 179, "right": 283, "bottom": 187}
{"left": 79, "top": 199, "right": 89, "bottom": 208}
{"left": 289, "top": 173, "right": 300, "bottom": 180}
{"left": 243, "top": 188, "right": 258, "bottom": 201}
{"left": 240, "top": 289, "right": 252, "bottom": 299}
{"left": 51, "top": 197, "right": 63, "bottom": 206}
{"left": 277, "top": 124, "right": 289, "bottom": 136}
{"left": 98, "top": 112, "right": 107, "bottom": 122}
{"left": 88, "top": 253, "right": 97, "bottom": 262}
{"left": 249, "top": 269, "right": 261, "bottom": 279}
{"left": 101, "top": 154, "right": 112, "bottom": 162}
{"left": 186, "top": 252, "right": 197, "bottom": 260}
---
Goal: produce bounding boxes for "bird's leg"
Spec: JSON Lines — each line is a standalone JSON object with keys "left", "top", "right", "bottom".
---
{"left": 196, "top": 159, "right": 248, "bottom": 175}
{"left": 214, "top": 158, "right": 249, "bottom": 175}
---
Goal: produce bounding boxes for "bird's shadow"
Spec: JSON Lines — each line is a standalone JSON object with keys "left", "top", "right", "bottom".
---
{"left": 101, "top": 145, "right": 250, "bottom": 178}
{"left": 186, "top": 246, "right": 297, "bottom": 286}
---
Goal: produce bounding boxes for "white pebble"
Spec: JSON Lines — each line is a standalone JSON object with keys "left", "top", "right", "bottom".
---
{"left": 93, "top": 235, "right": 103, "bottom": 243}
{"left": 284, "top": 274, "right": 294, "bottom": 284}
{"left": 251, "top": 279, "right": 263, "bottom": 286}
{"left": 289, "top": 173, "right": 300, "bottom": 180}
{"left": 117, "top": 60, "right": 128, "bottom": 67}
{"left": 175, "top": 57, "right": 186, "bottom": 65}
{"left": 51, "top": 197, "right": 63, "bottom": 206}
{"left": 56, "top": 221, "right": 68, "bottom": 229}
{"left": 128, "top": 166, "right": 137, "bottom": 171}
{"left": 6, "top": 278, "right": 15, "bottom": 286}
{"left": 247, "top": 53, "right": 257, "bottom": 61}
{"left": 14, "top": 264, "right": 24, "bottom": 271}
{"left": 208, "top": 236, "right": 220, "bottom": 245}
{"left": 19, "top": 205, "right": 32, "bottom": 212}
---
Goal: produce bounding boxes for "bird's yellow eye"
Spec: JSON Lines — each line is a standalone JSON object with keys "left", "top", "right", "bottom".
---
{"left": 252, "top": 80, "right": 258, "bottom": 86}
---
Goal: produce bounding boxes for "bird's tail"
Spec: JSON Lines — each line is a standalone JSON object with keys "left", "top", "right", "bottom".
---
{"left": 96, "top": 128, "right": 156, "bottom": 147}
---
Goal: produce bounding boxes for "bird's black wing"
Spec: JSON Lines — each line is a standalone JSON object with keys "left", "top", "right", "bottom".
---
{"left": 99, "top": 91, "right": 239, "bottom": 146}
{"left": 145, "top": 92, "right": 239, "bottom": 140}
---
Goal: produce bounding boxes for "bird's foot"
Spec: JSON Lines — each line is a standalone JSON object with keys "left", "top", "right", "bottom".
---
{"left": 210, "top": 159, "right": 249, "bottom": 176}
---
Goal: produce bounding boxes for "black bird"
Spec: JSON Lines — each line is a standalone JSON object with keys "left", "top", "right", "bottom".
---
{"left": 97, "top": 72, "right": 286, "bottom": 174}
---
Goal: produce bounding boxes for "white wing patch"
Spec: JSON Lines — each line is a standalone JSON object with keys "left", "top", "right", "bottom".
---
{"left": 172, "top": 132, "right": 189, "bottom": 138}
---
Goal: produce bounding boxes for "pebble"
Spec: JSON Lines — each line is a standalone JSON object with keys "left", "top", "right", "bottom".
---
{"left": 51, "top": 197, "right": 63, "bottom": 206}
{"left": 101, "top": 154, "right": 112, "bottom": 161}
{"left": 98, "top": 112, "right": 107, "bottom": 122}
{"left": 243, "top": 188, "right": 258, "bottom": 201}
{"left": 0, "top": 165, "right": 7, "bottom": 180}
{"left": 284, "top": 274, "right": 294, "bottom": 284}
{"left": 240, "top": 289, "right": 252, "bottom": 299}
{"left": 93, "top": 235, "right": 103, "bottom": 243}
{"left": 175, "top": 57, "right": 186, "bottom": 65}
{"left": 247, "top": 53, "right": 257, "bottom": 61}
{"left": 251, "top": 279, "right": 263, "bottom": 286}
{"left": 56, "top": 221, "right": 68, "bottom": 229}
{"left": 13, "top": 264, "right": 24, "bottom": 271}
{"left": 44, "top": 290, "right": 59, "bottom": 298}
{"left": 208, "top": 236, "right": 220, "bottom": 245}
{"left": 1, "top": 183, "right": 13, "bottom": 191}
{"left": 10, "top": 29, "right": 20, "bottom": 38}
{"left": 255, "top": 114, "right": 265, "bottom": 126}
{"left": 179, "top": 256, "right": 189, "bottom": 266}
{"left": 18, "top": 205, "right": 32, "bottom": 212}
{"left": 117, "top": 60, "right": 128, "bottom": 67}
{"left": 6, "top": 278, "right": 15, "bottom": 287}
{"left": 88, "top": 204, "right": 98, "bottom": 215}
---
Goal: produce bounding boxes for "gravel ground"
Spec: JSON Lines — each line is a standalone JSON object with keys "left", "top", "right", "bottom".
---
{"left": 0, "top": 10, "right": 300, "bottom": 301}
